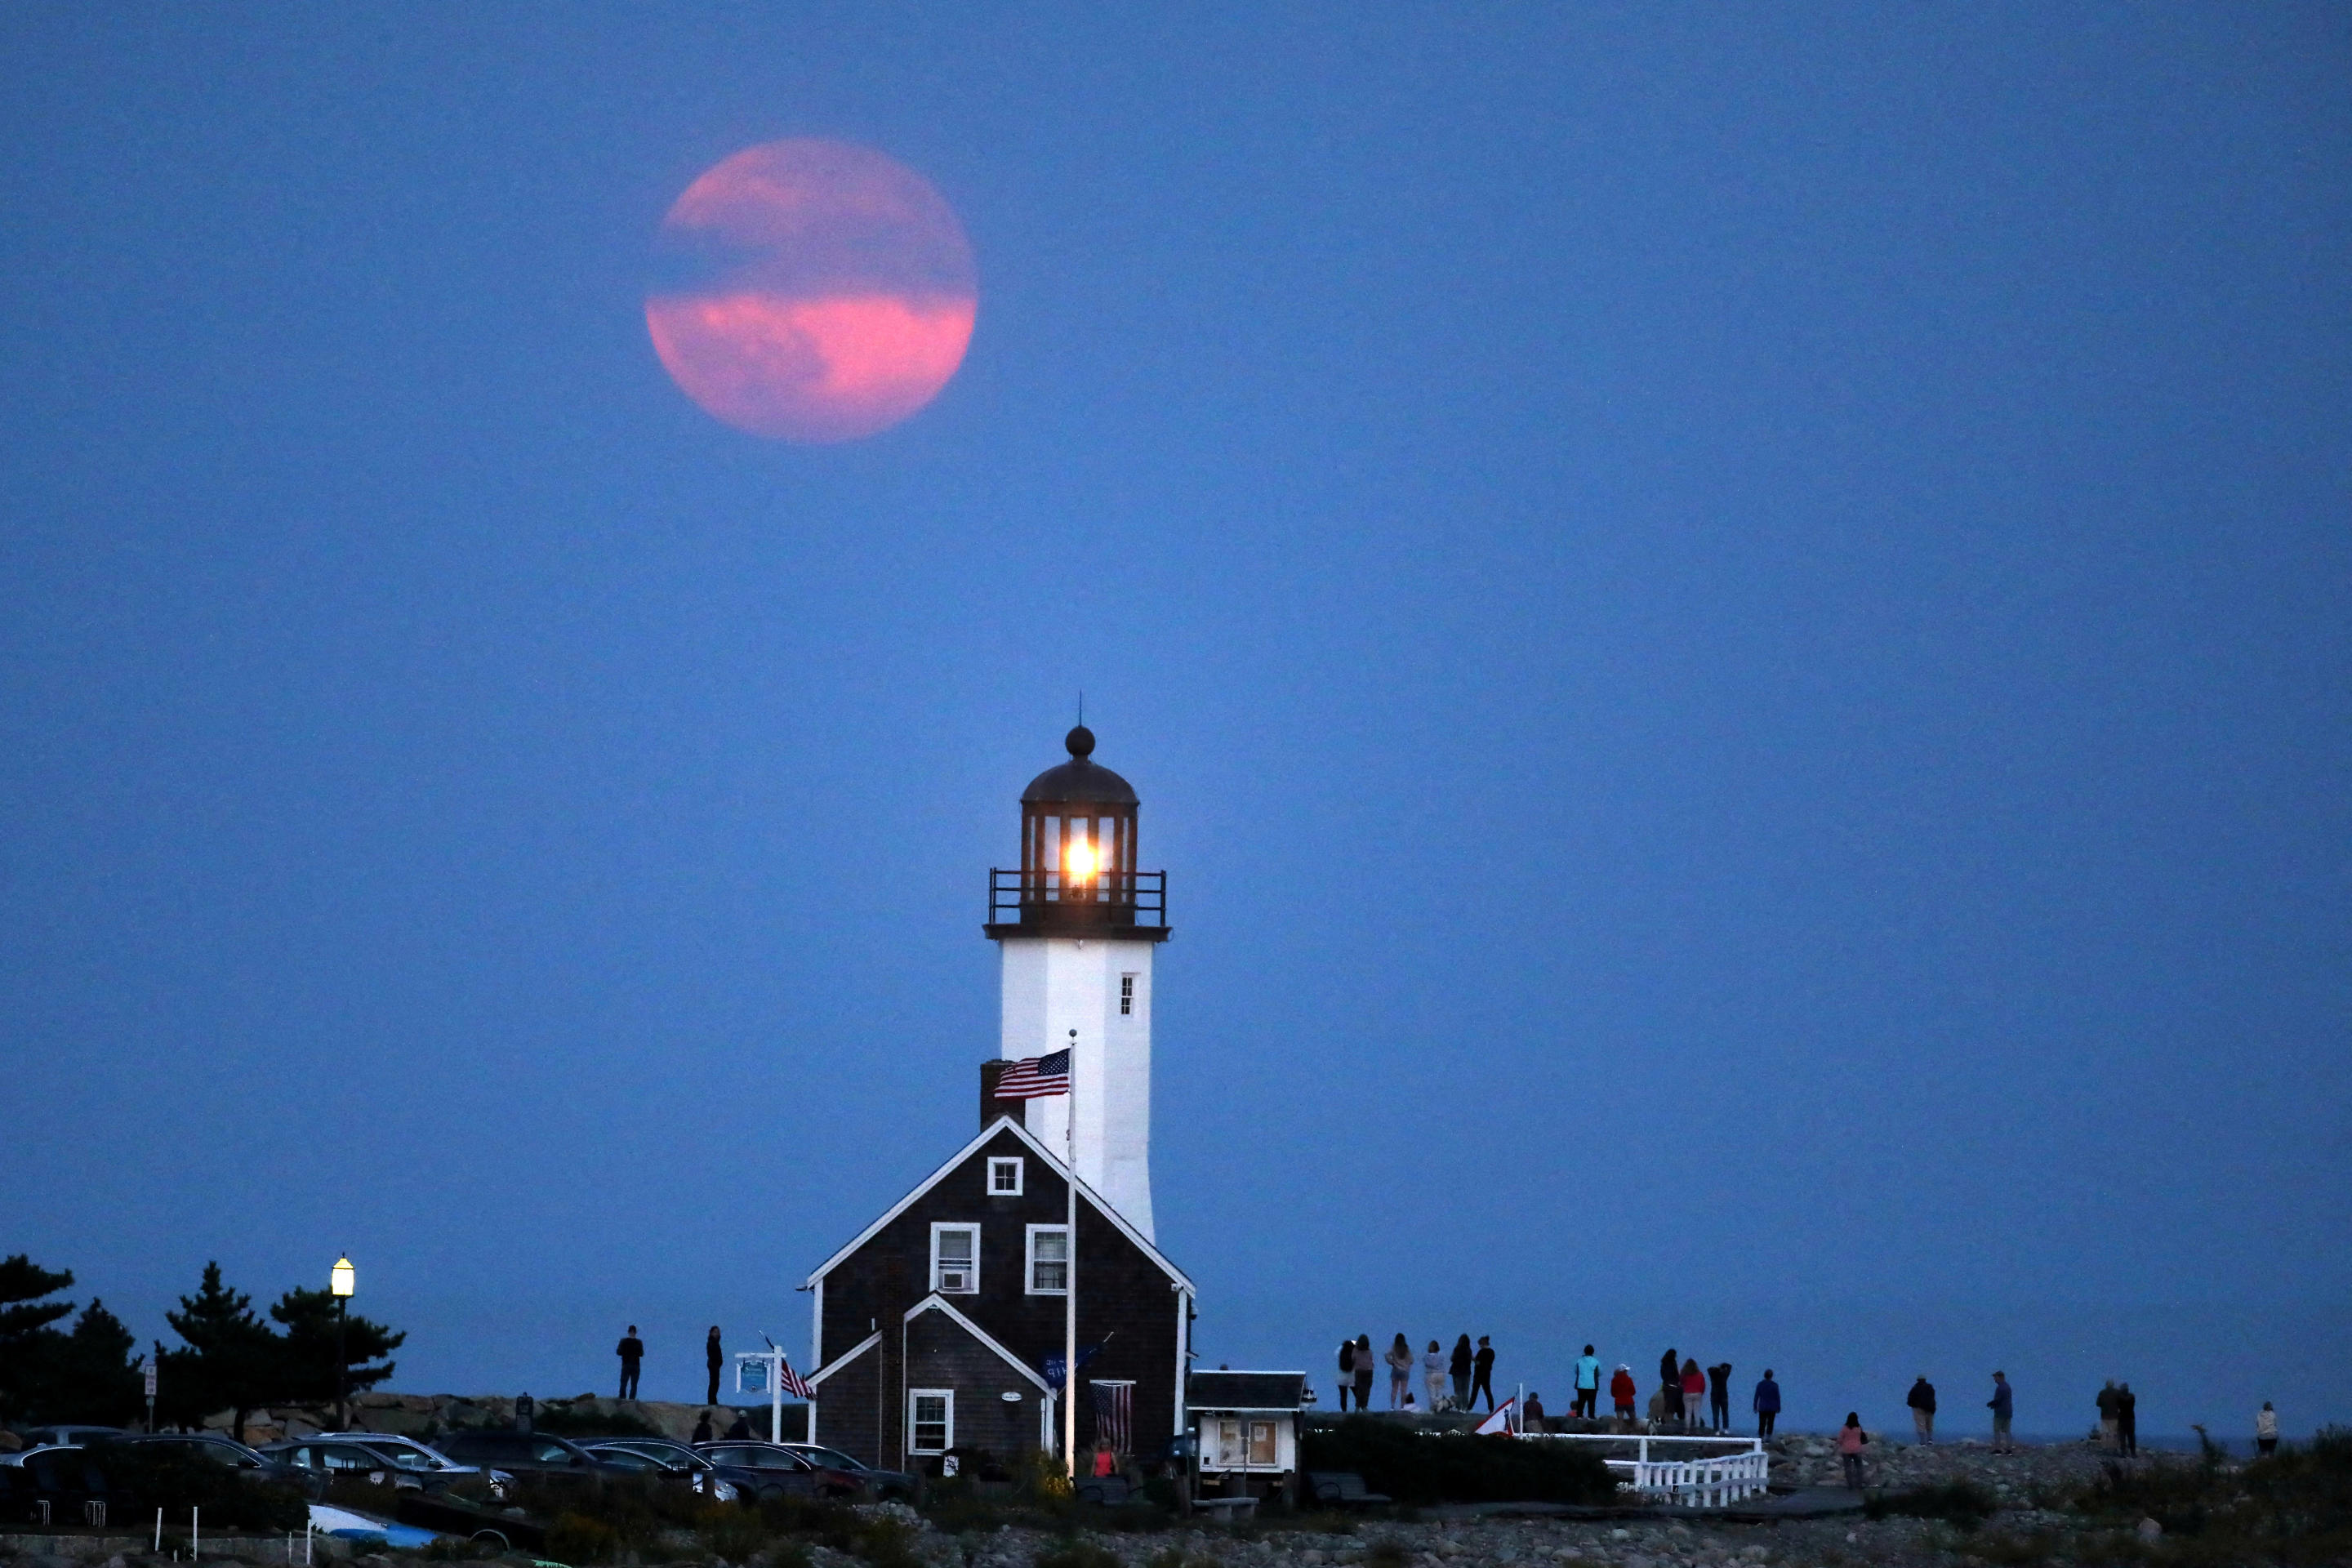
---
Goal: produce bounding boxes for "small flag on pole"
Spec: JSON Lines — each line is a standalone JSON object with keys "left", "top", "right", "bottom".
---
{"left": 1474, "top": 1397, "right": 1517, "bottom": 1437}
{"left": 778, "top": 1357, "right": 814, "bottom": 1400}
{"left": 995, "top": 1049, "right": 1071, "bottom": 1100}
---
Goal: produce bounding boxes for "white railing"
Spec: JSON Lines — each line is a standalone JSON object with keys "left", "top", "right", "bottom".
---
{"left": 1520, "top": 1433, "right": 1771, "bottom": 1508}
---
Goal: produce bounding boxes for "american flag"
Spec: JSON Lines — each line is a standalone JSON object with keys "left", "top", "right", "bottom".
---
{"left": 777, "top": 1356, "right": 814, "bottom": 1401}
{"left": 994, "top": 1049, "right": 1070, "bottom": 1099}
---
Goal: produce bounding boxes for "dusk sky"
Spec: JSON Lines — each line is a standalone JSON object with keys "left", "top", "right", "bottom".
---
{"left": 2, "top": 6, "right": 2346, "bottom": 1441}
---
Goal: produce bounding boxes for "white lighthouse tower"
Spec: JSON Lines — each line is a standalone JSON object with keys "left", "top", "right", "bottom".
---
{"left": 983, "top": 726, "right": 1169, "bottom": 1240}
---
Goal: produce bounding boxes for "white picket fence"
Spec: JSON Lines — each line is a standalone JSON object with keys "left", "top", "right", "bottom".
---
{"left": 1521, "top": 1433, "right": 1771, "bottom": 1508}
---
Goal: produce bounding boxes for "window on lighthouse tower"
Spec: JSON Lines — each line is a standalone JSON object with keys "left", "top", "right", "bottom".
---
{"left": 1120, "top": 974, "right": 1135, "bottom": 1015}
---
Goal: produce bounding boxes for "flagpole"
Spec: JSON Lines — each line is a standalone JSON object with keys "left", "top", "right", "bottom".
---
{"left": 1064, "top": 1030, "right": 1078, "bottom": 1480}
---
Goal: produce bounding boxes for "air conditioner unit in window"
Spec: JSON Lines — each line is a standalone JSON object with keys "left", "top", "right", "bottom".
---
{"left": 939, "top": 1269, "right": 969, "bottom": 1292}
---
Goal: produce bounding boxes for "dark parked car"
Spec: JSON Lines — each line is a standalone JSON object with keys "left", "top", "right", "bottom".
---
{"left": 579, "top": 1441, "right": 742, "bottom": 1503}
{"left": 16, "top": 1426, "right": 124, "bottom": 1449}
{"left": 777, "top": 1442, "right": 915, "bottom": 1500}
{"left": 433, "top": 1430, "right": 635, "bottom": 1483}
{"left": 693, "top": 1441, "right": 862, "bottom": 1499}
{"left": 0, "top": 1446, "right": 113, "bottom": 1521}
{"left": 259, "top": 1437, "right": 489, "bottom": 1494}
{"left": 106, "top": 1433, "right": 306, "bottom": 1488}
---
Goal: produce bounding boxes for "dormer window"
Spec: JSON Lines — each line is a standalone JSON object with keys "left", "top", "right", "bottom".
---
{"left": 987, "top": 1157, "right": 1024, "bottom": 1196}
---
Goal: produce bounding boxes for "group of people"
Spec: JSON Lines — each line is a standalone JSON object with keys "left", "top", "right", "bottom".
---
{"left": 1336, "top": 1333, "right": 1499, "bottom": 1412}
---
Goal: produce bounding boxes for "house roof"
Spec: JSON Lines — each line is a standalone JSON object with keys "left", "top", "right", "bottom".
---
{"left": 804, "top": 1114, "right": 1196, "bottom": 1294}
{"left": 1188, "top": 1371, "right": 1308, "bottom": 1411}
{"left": 902, "top": 1293, "right": 1054, "bottom": 1392}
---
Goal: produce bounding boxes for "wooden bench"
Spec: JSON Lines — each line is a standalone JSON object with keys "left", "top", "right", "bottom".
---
{"left": 1307, "top": 1472, "right": 1392, "bottom": 1508}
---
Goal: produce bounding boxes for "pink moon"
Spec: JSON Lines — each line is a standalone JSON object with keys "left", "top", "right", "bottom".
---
{"left": 646, "top": 140, "right": 978, "bottom": 443}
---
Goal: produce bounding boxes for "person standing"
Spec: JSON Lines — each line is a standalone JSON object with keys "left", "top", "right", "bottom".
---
{"left": 1471, "top": 1336, "right": 1498, "bottom": 1412}
{"left": 1450, "top": 1334, "right": 1475, "bottom": 1410}
{"left": 1352, "top": 1334, "right": 1374, "bottom": 1413}
{"left": 1610, "top": 1364, "right": 1638, "bottom": 1429}
{"left": 2118, "top": 1383, "right": 2138, "bottom": 1457}
{"left": 1337, "top": 1339, "right": 1356, "bottom": 1410}
{"left": 1680, "top": 1359, "right": 1707, "bottom": 1431}
{"left": 1708, "top": 1362, "right": 1733, "bottom": 1432}
{"left": 1574, "top": 1345, "right": 1602, "bottom": 1421}
{"left": 1753, "top": 1370, "right": 1781, "bottom": 1437}
{"left": 691, "top": 1409, "right": 714, "bottom": 1444}
{"left": 1423, "top": 1340, "right": 1448, "bottom": 1410}
{"left": 1837, "top": 1413, "right": 1869, "bottom": 1489}
{"left": 616, "top": 1326, "right": 644, "bottom": 1401}
{"left": 2256, "top": 1401, "right": 2278, "bottom": 1458}
{"left": 2096, "top": 1380, "right": 2120, "bottom": 1451}
{"left": 706, "top": 1326, "right": 724, "bottom": 1406}
{"left": 1386, "top": 1334, "right": 1414, "bottom": 1410}
{"left": 1988, "top": 1371, "right": 2014, "bottom": 1454}
{"left": 1907, "top": 1375, "right": 1937, "bottom": 1443}
{"left": 1659, "top": 1348, "right": 1683, "bottom": 1427}
{"left": 514, "top": 1392, "right": 536, "bottom": 1434}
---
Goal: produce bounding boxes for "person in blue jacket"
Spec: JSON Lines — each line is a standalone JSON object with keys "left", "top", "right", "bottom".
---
{"left": 1753, "top": 1369, "right": 1783, "bottom": 1437}
{"left": 1988, "top": 1370, "right": 2015, "bottom": 1454}
{"left": 1573, "top": 1344, "right": 1602, "bottom": 1420}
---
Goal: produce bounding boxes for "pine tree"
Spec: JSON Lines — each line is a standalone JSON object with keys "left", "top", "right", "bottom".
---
{"left": 0, "top": 1254, "right": 78, "bottom": 1422}
{"left": 35, "top": 1300, "right": 145, "bottom": 1425}
{"left": 268, "top": 1286, "right": 403, "bottom": 1407}
{"left": 160, "top": 1262, "right": 278, "bottom": 1440}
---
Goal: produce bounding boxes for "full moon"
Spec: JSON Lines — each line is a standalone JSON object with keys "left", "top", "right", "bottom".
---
{"left": 646, "top": 140, "right": 978, "bottom": 443}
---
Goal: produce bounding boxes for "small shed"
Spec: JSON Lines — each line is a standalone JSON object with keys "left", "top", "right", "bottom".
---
{"left": 1187, "top": 1370, "right": 1307, "bottom": 1506}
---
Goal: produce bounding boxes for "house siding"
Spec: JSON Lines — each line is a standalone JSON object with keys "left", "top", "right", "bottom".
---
{"left": 813, "top": 1123, "right": 1185, "bottom": 1469}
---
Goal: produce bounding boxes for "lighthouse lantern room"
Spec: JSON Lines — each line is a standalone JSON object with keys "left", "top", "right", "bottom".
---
{"left": 983, "top": 727, "right": 1169, "bottom": 1239}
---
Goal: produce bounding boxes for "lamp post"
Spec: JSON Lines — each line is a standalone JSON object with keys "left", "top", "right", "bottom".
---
{"left": 329, "top": 1255, "right": 355, "bottom": 1428}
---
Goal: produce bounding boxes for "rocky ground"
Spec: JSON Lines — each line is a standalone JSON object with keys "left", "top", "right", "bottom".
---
{"left": 0, "top": 1440, "right": 2206, "bottom": 1568}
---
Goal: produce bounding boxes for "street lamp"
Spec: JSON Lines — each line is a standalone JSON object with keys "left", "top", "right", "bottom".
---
{"left": 330, "top": 1255, "right": 355, "bottom": 1428}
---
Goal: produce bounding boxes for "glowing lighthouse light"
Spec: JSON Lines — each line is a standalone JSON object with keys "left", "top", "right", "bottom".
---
{"left": 1065, "top": 838, "right": 1099, "bottom": 882}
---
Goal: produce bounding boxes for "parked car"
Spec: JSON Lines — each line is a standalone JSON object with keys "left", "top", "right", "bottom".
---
{"left": 693, "top": 1441, "right": 862, "bottom": 1499}
{"left": 432, "top": 1430, "right": 635, "bottom": 1484}
{"left": 578, "top": 1441, "right": 740, "bottom": 1503}
{"left": 0, "top": 1445, "right": 113, "bottom": 1518}
{"left": 259, "top": 1436, "right": 495, "bottom": 1496}
{"left": 15, "top": 1426, "right": 124, "bottom": 1448}
{"left": 105, "top": 1433, "right": 307, "bottom": 1487}
{"left": 277, "top": 1432, "right": 504, "bottom": 1490}
{"left": 777, "top": 1442, "right": 915, "bottom": 1500}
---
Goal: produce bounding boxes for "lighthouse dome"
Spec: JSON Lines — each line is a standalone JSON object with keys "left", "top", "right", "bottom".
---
{"left": 1021, "top": 725, "right": 1138, "bottom": 805}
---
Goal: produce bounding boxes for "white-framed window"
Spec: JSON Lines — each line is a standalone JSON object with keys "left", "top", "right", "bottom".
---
{"left": 908, "top": 1389, "right": 953, "bottom": 1455}
{"left": 1208, "top": 1417, "right": 1278, "bottom": 1468}
{"left": 987, "top": 1156, "right": 1024, "bottom": 1196}
{"left": 1025, "top": 1223, "right": 1069, "bottom": 1294}
{"left": 929, "top": 1223, "right": 978, "bottom": 1294}
{"left": 1120, "top": 974, "right": 1135, "bottom": 1015}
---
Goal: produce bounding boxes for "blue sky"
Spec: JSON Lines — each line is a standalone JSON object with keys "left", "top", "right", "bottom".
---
{"left": 2, "top": 4, "right": 2345, "bottom": 1440}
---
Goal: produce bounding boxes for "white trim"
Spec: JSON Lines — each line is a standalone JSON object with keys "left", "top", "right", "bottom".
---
{"left": 811, "top": 1278, "right": 824, "bottom": 1379}
{"left": 907, "top": 1388, "right": 955, "bottom": 1456}
{"left": 1174, "top": 1287, "right": 1191, "bottom": 1435}
{"left": 1025, "top": 1223, "right": 1070, "bottom": 1295}
{"left": 899, "top": 1293, "right": 1054, "bottom": 1392}
{"left": 807, "top": 1330, "right": 882, "bottom": 1388}
{"left": 804, "top": 1115, "right": 1195, "bottom": 1294}
{"left": 987, "top": 1156, "right": 1025, "bottom": 1196}
{"left": 929, "top": 1220, "right": 980, "bottom": 1295}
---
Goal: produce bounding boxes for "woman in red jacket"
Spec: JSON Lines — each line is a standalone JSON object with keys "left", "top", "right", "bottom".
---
{"left": 1681, "top": 1358, "right": 1709, "bottom": 1431}
{"left": 1610, "top": 1364, "right": 1638, "bottom": 1429}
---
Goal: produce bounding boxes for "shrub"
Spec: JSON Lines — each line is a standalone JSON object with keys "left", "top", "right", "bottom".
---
{"left": 92, "top": 1441, "right": 309, "bottom": 1531}
{"left": 1298, "top": 1419, "right": 1615, "bottom": 1506}
{"left": 544, "top": 1511, "right": 621, "bottom": 1565}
